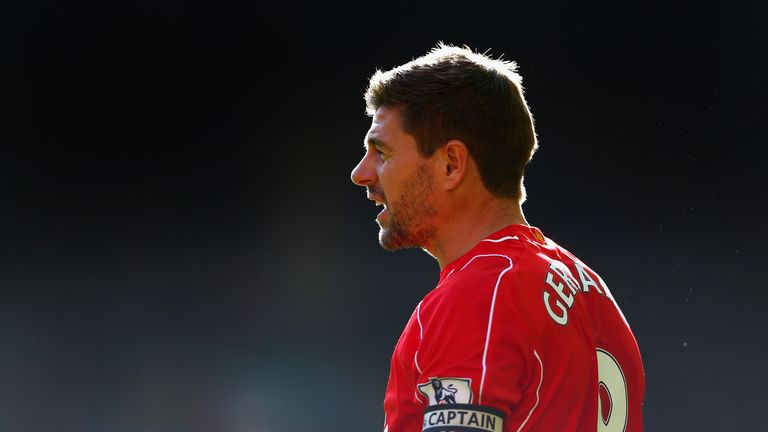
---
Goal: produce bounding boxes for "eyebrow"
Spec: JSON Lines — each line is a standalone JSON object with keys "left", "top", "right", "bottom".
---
{"left": 366, "top": 136, "right": 392, "bottom": 151}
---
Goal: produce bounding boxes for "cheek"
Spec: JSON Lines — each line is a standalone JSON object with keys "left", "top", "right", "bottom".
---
{"left": 379, "top": 168, "right": 400, "bottom": 197}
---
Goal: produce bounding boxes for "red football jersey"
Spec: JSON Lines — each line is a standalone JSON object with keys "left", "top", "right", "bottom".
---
{"left": 383, "top": 224, "right": 645, "bottom": 432}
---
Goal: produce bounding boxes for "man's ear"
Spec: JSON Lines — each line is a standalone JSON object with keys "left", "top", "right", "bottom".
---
{"left": 439, "top": 139, "right": 469, "bottom": 190}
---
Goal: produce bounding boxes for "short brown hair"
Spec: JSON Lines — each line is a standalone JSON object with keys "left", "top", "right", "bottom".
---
{"left": 365, "top": 43, "right": 538, "bottom": 201}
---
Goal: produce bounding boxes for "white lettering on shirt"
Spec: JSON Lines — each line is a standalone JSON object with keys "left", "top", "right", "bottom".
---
{"left": 542, "top": 259, "right": 609, "bottom": 325}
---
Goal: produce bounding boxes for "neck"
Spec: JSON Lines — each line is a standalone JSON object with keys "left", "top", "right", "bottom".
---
{"left": 426, "top": 197, "right": 528, "bottom": 270}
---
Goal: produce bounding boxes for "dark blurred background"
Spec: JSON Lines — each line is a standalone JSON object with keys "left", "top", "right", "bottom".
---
{"left": 3, "top": 1, "right": 766, "bottom": 431}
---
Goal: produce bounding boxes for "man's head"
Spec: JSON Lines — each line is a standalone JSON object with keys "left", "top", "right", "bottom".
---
{"left": 365, "top": 43, "right": 538, "bottom": 201}
{"left": 351, "top": 43, "right": 538, "bottom": 252}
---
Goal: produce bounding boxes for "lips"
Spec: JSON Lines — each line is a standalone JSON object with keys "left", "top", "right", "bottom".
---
{"left": 366, "top": 189, "right": 388, "bottom": 223}
{"left": 376, "top": 205, "right": 389, "bottom": 224}
{"left": 366, "top": 189, "right": 387, "bottom": 207}
{"left": 368, "top": 196, "right": 389, "bottom": 223}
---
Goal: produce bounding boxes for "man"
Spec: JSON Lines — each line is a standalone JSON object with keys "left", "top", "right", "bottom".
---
{"left": 351, "top": 43, "right": 645, "bottom": 432}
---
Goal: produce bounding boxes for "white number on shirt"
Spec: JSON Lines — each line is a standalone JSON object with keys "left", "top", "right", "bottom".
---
{"left": 596, "top": 348, "right": 628, "bottom": 432}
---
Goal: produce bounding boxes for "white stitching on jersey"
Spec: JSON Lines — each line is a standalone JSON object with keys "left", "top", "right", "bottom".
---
{"left": 414, "top": 300, "right": 428, "bottom": 403}
{"left": 414, "top": 301, "right": 424, "bottom": 374}
{"left": 516, "top": 349, "right": 544, "bottom": 432}
{"left": 416, "top": 301, "right": 424, "bottom": 340}
{"left": 440, "top": 236, "right": 516, "bottom": 282}
{"left": 415, "top": 388, "right": 426, "bottom": 403}
{"left": 414, "top": 351, "right": 423, "bottom": 375}
{"left": 480, "top": 235, "right": 520, "bottom": 243}
{"left": 459, "top": 253, "right": 512, "bottom": 272}
{"left": 458, "top": 254, "right": 515, "bottom": 404}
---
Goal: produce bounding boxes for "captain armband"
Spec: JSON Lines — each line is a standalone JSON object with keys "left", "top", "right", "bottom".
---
{"left": 422, "top": 404, "right": 505, "bottom": 432}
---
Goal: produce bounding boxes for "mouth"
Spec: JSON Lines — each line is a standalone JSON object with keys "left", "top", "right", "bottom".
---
{"left": 375, "top": 205, "right": 389, "bottom": 224}
{"left": 369, "top": 196, "right": 389, "bottom": 223}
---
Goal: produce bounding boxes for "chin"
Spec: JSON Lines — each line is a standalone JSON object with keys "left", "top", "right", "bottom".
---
{"left": 378, "top": 229, "right": 397, "bottom": 251}
{"left": 379, "top": 228, "right": 420, "bottom": 251}
{"left": 378, "top": 228, "right": 399, "bottom": 251}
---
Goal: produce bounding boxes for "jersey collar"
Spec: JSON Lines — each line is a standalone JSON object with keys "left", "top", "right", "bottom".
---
{"left": 438, "top": 224, "right": 547, "bottom": 282}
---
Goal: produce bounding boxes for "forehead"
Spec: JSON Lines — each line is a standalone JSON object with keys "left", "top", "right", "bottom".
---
{"left": 365, "top": 106, "right": 412, "bottom": 146}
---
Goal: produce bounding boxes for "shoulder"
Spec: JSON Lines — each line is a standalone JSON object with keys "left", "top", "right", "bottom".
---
{"left": 442, "top": 253, "right": 514, "bottom": 293}
{"left": 419, "top": 257, "right": 509, "bottom": 323}
{"left": 424, "top": 250, "right": 527, "bottom": 316}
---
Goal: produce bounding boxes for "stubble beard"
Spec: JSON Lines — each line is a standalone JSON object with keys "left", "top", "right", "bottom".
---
{"left": 378, "top": 164, "right": 437, "bottom": 251}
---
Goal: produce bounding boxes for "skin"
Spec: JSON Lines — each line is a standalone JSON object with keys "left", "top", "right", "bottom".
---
{"left": 351, "top": 105, "right": 529, "bottom": 270}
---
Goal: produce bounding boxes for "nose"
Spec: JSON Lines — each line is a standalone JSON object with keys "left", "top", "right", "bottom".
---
{"left": 351, "top": 154, "right": 376, "bottom": 187}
